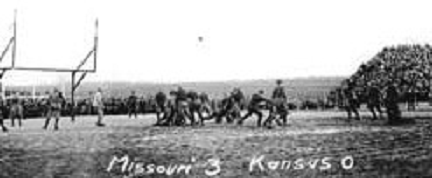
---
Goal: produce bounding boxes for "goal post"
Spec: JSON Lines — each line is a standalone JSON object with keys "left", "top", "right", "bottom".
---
{"left": 0, "top": 10, "right": 98, "bottom": 122}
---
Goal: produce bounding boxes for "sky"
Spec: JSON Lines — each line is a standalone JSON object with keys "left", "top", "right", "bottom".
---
{"left": 1, "top": 0, "right": 432, "bottom": 86}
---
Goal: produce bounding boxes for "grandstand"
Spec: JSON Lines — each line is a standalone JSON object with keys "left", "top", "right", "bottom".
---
{"left": 330, "top": 44, "right": 432, "bottom": 106}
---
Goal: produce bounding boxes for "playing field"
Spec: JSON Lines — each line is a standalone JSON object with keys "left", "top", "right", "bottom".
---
{"left": 0, "top": 110, "right": 431, "bottom": 178}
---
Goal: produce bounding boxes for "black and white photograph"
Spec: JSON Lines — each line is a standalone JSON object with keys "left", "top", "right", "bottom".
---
{"left": 0, "top": 0, "right": 432, "bottom": 177}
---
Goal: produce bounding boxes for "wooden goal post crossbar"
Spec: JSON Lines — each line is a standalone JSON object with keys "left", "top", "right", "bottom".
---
{"left": 0, "top": 10, "right": 98, "bottom": 122}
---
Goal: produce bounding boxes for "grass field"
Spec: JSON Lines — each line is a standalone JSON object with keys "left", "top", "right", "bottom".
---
{"left": 0, "top": 110, "right": 431, "bottom": 178}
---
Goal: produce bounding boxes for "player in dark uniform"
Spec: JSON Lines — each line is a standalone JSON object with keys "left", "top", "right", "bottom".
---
{"left": 225, "top": 95, "right": 238, "bottom": 123}
{"left": 232, "top": 88, "right": 245, "bottom": 109}
{"left": 138, "top": 96, "right": 146, "bottom": 114}
{"left": 87, "top": 91, "right": 94, "bottom": 115}
{"left": 212, "top": 93, "right": 232, "bottom": 124}
{"left": 0, "top": 96, "right": 7, "bottom": 132}
{"left": 384, "top": 84, "right": 401, "bottom": 124}
{"left": 199, "top": 92, "right": 212, "bottom": 114}
{"left": 197, "top": 92, "right": 213, "bottom": 125}
{"left": 343, "top": 85, "right": 360, "bottom": 121}
{"left": 228, "top": 88, "right": 243, "bottom": 122}
{"left": 43, "top": 88, "right": 64, "bottom": 130}
{"left": 41, "top": 91, "right": 50, "bottom": 117}
{"left": 335, "top": 88, "right": 344, "bottom": 109}
{"left": 164, "top": 91, "right": 178, "bottom": 126}
{"left": 9, "top": 92, "right": 24, "bottom": 127}
{"left": 127, "top": 91, "right": 138, "bottom": 118}
{"left": 366, "top": 83, "right": 383, "bottom": 120}
{"left": 187, "top": 90, "right": 201, "bottom": 126}
{"left": 155, "top": 91, "right": 176, "bottom": 126}
{"left": 265, "top": 80, "right": 289, "bottom": 128}
{"left": 237, "top": 90, "right": 268, "bottom": 127}
{"left": 175, "top": 86, "right": 190, "bottom": 126}
{"left": 155, "top": 91, "right": 167, "bottom": 124}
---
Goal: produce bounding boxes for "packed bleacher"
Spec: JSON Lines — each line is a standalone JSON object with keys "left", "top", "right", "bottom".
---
{"left": 328, "top": 44, "right": 432, "bottom": 109}
{"left": 354, "top": 44, "right": 431, "bottom": 95}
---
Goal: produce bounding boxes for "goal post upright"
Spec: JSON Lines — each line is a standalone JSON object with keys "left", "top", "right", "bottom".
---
{"left": 12, "top": 9, "right": 17, "bottom": 68}
{"left": 0, "top": 10, "right": 17, "bottom": 99}
{"left": 94, "top": 18, "right": 98, "bottom": 72}
{"left": 70, "top": 18, "right": 99, "bottom": 122}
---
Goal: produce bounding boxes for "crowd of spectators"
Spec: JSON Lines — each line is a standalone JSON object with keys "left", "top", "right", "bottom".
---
{"left": 2, "top": 92, "right": 337, "bottom": 119}
{"left": 328, "top": 44, "right": 432, "bottom": 107}
{"left": 0, "top": 92, "right": 157, "bottom": 119}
